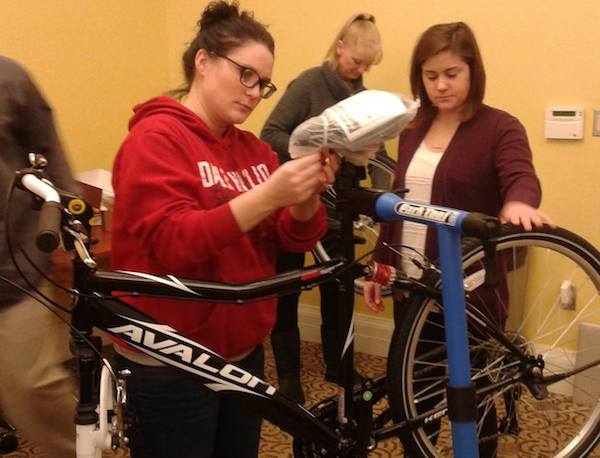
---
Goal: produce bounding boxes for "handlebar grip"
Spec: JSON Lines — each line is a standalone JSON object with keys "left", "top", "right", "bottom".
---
{"left": 461, "top": 213, "right": 499, "bottom": 239}
{"left": 36, "top": 201, "right": 63, "bottom": 252}
{"left": 462, "top": 213, "right": 501, "bottom": 288}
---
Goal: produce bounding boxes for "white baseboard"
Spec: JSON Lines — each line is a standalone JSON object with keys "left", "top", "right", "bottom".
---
{"left": 298, "top": 303, "right": 394, "bottom": 357}
{"left": 299, "top": 304, "right": 579, "bottom": 400}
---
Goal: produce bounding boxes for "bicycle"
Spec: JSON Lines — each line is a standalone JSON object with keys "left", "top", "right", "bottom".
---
{"left": 7, "top": 154, "right": 600, "bottom": 457}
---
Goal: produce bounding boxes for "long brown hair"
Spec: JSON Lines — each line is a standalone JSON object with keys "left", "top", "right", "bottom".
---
{"left": 410, "top": 22, "right": 485, "bottom": 127}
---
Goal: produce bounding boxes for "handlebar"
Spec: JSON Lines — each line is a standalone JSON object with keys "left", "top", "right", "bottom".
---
{"left": 13, "top": 159, "right": 502, "bottom": 297}
{"left": 12, "top": 161, "right": 366, "bottom": 301}
{"left": 19, "top": 173, "right": 63, "bottom": 252}
{"left": 336, "top": 188, "right": 502, "bottom": 287}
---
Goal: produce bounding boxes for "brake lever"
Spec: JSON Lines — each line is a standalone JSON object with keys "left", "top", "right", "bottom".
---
{"left": 28, "top": 152, "right": 48, "bottom": 169}
{"left": 63, "top": 226, "right": 97, "bottom": 268}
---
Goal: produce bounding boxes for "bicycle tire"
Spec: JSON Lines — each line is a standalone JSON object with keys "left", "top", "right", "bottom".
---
{"left": 312, "top": 154, "right": 396, "bottom": 296}
{"left": 387, "top": 224, "right": 600, "bottom": 457}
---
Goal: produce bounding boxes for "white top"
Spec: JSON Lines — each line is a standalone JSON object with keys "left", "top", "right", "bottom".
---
{"left": 400, "top": 141, "right": 443, "bottom": 279}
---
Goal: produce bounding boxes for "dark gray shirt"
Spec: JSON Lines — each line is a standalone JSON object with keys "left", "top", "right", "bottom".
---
{"left": 261, "top": 62, "right": 390, "bottom": 188}
{"left": 0, "top": 56, "right": 76, "bottom": 305}
{"left": 260, "top": 63, "right": 364, "bottom": 163}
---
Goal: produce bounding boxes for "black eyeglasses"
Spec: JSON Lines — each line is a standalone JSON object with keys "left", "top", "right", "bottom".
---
{"left": 211, "top": 52, "right": 277, "bottom": 99}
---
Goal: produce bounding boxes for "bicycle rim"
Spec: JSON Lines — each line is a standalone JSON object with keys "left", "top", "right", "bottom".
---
{"left": 388, "top": 224, "right": 600, "bottom": 457}
{"left": 312, "top": 155, "right": 396, "bottom": 296}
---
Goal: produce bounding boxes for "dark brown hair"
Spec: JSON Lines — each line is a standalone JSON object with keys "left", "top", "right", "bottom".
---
{"left": 409, "top": 22, "right": 486, "bottom": 126}
{"left": 172, "top": 1, "right": 274, "bottom": 97}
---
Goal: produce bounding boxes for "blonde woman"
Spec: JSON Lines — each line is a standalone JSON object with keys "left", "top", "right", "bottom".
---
{"left": 261, "top": 13, "right": 387, "bottom": 404}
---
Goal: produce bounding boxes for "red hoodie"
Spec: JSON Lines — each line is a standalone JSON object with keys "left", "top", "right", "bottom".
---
{"left": 111, "top": 97, "right": 327, "bottom": 358}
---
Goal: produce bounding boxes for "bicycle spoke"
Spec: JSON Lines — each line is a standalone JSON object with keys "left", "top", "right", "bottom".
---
{"left": 389, "top": 225, "right": 600, "bottom": 457}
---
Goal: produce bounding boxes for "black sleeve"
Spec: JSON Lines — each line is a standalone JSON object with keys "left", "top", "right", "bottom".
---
{"left": 17, "top": 73, "right": 76, "bottom": 192}
{"left": 260, "top": 77, "right": 313, "bottom": 164}
{"left": 367, "top": 144, "right": 394, "bottom": 190}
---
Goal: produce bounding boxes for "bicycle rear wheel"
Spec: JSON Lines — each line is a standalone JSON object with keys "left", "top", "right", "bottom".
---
{"left": 388, "top": 224, "right": 600, "bottom": 457}
{"left": 312, "top": 154, "right": 396, "bottom": 295}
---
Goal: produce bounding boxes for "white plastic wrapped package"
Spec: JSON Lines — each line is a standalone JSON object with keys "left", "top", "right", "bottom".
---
{"left": 289, "top": 90, "right": 420, "bottom": 166}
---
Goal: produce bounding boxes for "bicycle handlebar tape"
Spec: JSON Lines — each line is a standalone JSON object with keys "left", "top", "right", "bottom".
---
{"left": 36, "top": 201, "right": 62, "bottom": 252}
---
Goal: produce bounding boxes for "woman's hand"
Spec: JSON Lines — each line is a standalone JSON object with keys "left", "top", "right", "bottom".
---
{"left": 363, "top": 280, "right": 385, "bottom": 312}
{"left": 264, "top": 153, "right": 329, "bottom": 208}
{"left": 285, "top": 149, "right": 340, "bottom": 221}
{"left": 319, "top": 148, "right": 341, "bottom": 189}
{"left": 230, "top": 150, "right": 340, "bottom": 231}
{"left": 499, "top": 201, "right": 555, "bottom": 231}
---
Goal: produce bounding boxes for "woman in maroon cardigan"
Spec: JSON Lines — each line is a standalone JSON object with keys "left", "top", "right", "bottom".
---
{"left": 365, "top": 21, "right": 553, "bottom": 309}
{"left": 364, "top": 21, "right": 555, "bottom": 458}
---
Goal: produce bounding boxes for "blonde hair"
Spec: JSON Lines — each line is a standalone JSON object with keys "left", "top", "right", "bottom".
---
{"left": 324, "top": 13, "right": 383, "bottom": 69}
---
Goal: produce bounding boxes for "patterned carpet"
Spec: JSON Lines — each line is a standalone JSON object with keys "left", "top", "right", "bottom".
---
{"left": 3, "top": 340, "right": 600, "bottom": 457}
{"left": 2, "top": 340, "right": 396, "bottom": 458}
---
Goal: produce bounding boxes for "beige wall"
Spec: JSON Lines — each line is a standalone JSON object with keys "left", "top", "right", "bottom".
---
{"left": 240, "top": 0, "right": 600, "bottom": 247}
{"left": 3, "top": 1, "right": 599, "bottom": 314}
{"left": 240, "top": 0, "right": 600, "bottom": 314}
{"left": 1, "top": 0, "right": 170, "bottom": 171}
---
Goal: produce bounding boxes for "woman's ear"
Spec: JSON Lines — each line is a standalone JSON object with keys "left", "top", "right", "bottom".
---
{"left": 335, "top": 40, "right": 345, "bottom": 57}
{"left": 194, "top": 49, "right": 210, "bottom": 76}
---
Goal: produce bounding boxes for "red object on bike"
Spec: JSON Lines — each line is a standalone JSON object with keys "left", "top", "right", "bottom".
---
{"left": 367, "top": 261, "right": 396, "bottom": 286}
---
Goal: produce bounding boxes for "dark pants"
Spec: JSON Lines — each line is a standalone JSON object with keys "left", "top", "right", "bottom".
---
{"left": 272, "top": 249, "right": 340, "bottom": 373}
{"left": 113, "top": 345, "right": 264, "bottom": 458}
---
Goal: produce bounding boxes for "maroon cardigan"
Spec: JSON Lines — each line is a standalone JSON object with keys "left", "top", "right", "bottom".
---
{"left": 377, "top": 104, "right": 541, "bottom": 268}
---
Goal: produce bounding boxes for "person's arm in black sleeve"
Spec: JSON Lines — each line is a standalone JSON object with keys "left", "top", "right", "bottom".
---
{"left": 260, "top": 77, "right": 312, "bottom": 164}
{"left": 368, "top": 143, "right": 394, "bottom": 190}
{"left": 18, "top": 71, "right": 77, "bottom": 192}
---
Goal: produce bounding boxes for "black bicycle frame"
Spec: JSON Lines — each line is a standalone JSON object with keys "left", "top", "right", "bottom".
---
{"left": 75, "top": 259, "right": 523, "bottom": 454}
{"left": 71, "top": 257, "right": 366, "bottom": 454}
{"left": 15, "top": 159, "right": 600, "bottom": 456}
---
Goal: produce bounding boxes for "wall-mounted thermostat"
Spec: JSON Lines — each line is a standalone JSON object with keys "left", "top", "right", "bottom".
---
{"left": 544, "top": 106, "right": 584, "bottom": 139}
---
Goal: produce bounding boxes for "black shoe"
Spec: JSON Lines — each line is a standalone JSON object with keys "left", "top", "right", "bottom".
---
{"left": 270, "top": 329, "right": 305, "bottom": 404}
{"left": 279, "top": 377, "right": 305, "bottom": 405}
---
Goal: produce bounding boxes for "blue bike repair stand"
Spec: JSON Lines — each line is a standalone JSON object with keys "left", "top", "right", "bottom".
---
{"left": 373, "top": 192, "right": 479, "bottom": 457}
{"left": 436, "top": 225, "right": 479, "bottom": 458}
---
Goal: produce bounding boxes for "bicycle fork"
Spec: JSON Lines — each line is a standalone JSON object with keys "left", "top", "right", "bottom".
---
{"left": 72, "top": 296, "right": 127, "bottom": 457}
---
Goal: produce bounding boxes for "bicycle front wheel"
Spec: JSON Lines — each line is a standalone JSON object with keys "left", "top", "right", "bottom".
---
{"left": 388, "top": 224, "right": 600, "bottom": 457}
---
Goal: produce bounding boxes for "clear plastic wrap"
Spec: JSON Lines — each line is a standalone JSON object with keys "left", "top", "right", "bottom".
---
{"left": 289, "top": 90, "right": 420, "bottom": 165}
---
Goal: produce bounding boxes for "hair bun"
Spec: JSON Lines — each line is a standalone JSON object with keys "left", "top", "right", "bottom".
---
{"left": 198, "top": 1, "right": 240, "bottom": 30}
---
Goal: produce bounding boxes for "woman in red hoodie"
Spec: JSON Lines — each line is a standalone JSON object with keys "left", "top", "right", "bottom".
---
{"left": 110, "top": 2, "right": 337, "bottom": 456}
